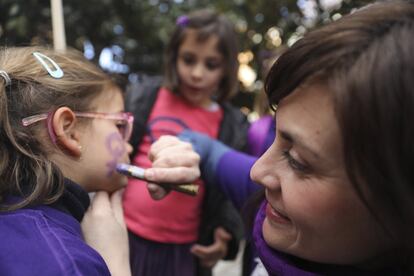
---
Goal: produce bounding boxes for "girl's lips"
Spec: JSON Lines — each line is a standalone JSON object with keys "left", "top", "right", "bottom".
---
{"left": 188, "top": 86, "right": 203, "bottom": 93}
{"left": 265, "top": 202, "right": 291, "bottom": 225}
{"left": 184, "top": 83, "right": 203, "bottom": 92}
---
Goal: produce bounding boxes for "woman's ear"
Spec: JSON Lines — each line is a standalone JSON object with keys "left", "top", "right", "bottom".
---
{"left": 52, "top": 107, "right": 82, "bottom": 157}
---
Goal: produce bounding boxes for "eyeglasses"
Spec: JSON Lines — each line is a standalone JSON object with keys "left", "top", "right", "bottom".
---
{"left": 22, "top": 111, "right": 134, "bottom": 142}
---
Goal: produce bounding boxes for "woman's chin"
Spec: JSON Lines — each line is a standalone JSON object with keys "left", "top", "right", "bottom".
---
{"left": 262, "top": 218, "right": 296, "bottom": 254}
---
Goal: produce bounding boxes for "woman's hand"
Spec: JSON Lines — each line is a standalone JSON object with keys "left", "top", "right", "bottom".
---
{"left": 145, "top": 135, "right": 200, "bottom": 200}
{"left": 81, "top": 190, "right": 131, "bottom": 276}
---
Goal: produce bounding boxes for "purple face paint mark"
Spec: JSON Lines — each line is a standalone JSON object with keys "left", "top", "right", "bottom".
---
{"left": 105, "top": 132, "right": 126, "bottom": 177}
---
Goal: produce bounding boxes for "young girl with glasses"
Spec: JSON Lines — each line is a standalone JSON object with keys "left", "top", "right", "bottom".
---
{"left": 0, "top": 46, "right": 200, "bottom": 275}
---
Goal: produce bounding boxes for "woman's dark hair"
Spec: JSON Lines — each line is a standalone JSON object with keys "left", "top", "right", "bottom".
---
{"left": 164, "top": 9, "right": 239, "bottom": 103}
{"left": 266, "top": 0, "right": 414, "bottom": 249}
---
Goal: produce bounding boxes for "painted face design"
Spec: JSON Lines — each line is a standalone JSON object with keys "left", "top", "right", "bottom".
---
{"left": 105, "top": 132, "right": 126, "bottom": 176}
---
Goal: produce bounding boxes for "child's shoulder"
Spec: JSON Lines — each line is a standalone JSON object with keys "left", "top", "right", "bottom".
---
{"left": 247, "top": 115, "right": 274, "bottom": 156}
{"left": 0, "top": 207, "right": 110, "bottom": 275}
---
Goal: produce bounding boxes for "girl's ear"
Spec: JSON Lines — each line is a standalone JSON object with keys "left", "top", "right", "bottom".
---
{"left": 52, "top": 107, "right": 82, "bottom": 157}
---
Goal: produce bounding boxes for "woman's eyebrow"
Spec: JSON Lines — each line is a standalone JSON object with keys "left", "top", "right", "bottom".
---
{"left": 279, "top": 129, "right": 321, "bottom": 160}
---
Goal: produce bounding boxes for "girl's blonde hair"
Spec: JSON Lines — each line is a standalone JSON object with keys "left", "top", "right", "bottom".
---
{"left": 0, "top": 46, "right": 117, "bottom": 211}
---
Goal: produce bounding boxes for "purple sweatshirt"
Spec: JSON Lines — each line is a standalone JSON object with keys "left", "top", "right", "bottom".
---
{"left": 0, "top": 179, "right": 110, "bottom": 276}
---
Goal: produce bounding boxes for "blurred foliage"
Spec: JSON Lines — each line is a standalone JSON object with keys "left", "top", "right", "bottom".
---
{"left": 0, "top": 0, "right": 372, "bottom": 108}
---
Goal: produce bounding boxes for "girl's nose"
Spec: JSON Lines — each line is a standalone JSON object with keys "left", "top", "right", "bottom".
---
{"left": 126, "top": 142, "right": 133, "bottom": 154}
{"left": 191, "top": 63, "right": 204, "bottom": 80}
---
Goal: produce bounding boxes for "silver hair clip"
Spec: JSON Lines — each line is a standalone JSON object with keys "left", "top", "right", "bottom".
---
{"left": 32, "top": 52, "right": 64, "bottom": 79}
{"left": 0, "top": 70, "right": 11, "bottom": 86}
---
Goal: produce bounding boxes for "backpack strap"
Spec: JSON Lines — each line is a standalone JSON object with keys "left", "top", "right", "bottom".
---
{"left": 218, "top": 102, "right": 250, "bottom": 151}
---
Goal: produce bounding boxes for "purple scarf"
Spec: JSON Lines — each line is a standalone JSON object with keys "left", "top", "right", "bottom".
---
{"left": 253, "top": 201, "right": 320, "bottom": 275}
{"left": 252, "top": 201, "right": 402, "bottom": 275}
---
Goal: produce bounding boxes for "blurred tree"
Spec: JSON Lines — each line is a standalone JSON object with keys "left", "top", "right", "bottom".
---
{"left": 0, "top": 0, "right": 372, "bottom": 109}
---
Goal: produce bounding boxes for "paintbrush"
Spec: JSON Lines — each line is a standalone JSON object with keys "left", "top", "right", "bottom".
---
{"left": 116, "top": 163, "right": 199, "bottom": 196}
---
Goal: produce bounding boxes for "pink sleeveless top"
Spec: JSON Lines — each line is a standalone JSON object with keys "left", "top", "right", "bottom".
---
{"left": 123, "top": 88, "right": 223, "bottom": 243}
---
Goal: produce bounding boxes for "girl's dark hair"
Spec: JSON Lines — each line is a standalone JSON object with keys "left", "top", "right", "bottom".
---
{"left": 0, "top": 46, "right": 116, "bottom": 211}
{"left": 164, "top": 9, "right": 239, "bottom": 103}
{"left": 266, "top": 1, "right": 414, "bottom": 248}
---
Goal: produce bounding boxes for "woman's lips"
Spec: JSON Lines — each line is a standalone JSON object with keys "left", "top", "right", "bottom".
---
{"left": 265, "top": 202, "right": 291, "bottom": 225}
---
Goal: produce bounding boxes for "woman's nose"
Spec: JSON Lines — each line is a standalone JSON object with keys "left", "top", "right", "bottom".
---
{"left": 250, "top": 146, "right": 281, "bottom": 191}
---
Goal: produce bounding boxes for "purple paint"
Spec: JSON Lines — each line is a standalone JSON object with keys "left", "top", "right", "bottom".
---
{"left": 105, "top": 132, "right": 126, "bottom": 176}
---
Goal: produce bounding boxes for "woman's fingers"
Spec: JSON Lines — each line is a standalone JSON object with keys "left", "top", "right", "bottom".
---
{"left": 145, "top": 166, "right": 200, "bottom": 184}
{"left": 146, "top": 134, "right": 201, "bottom": 184}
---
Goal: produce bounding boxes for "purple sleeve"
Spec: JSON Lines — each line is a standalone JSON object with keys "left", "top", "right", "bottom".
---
{"left": 215, "top": 150, "right": 261, "bottom": 210}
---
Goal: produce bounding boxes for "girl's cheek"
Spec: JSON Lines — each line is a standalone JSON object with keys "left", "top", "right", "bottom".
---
{"left": 104, "top": 132, "right": 126, "bottom": 177}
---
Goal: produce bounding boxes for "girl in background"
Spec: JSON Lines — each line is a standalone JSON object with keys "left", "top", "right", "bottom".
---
{"left": 123, "top": 9, "right": 248, "bottom": 276}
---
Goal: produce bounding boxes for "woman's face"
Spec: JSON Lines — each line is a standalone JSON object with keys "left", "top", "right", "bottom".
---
{"left": 78, "top": 87, "right": 133, "bottom": 193}
{"left": 250, "top": 83, "right": 392, "bottom": 266}
{"left": 176, "top": 29, "right": 224, "bottom": 108}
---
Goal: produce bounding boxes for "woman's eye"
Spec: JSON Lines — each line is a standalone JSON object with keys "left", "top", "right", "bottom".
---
{"left": 282, "top": 150, "right": 308, "bottom": 172}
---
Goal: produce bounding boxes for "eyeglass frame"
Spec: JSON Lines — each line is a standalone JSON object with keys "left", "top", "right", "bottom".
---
{"left": 22, "top": 111, "right": 134, "bottom": 142}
